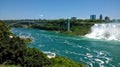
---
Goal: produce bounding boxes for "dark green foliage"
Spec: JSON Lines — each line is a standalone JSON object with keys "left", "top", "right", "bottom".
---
{"left": 0, "top": 21, "right": 27, "bottom": 65}
{"left": 24, "top": 48, "right": 52, "bottom": 67}
{"left": 0, "top": 21, "right": 52, "bottom": 67}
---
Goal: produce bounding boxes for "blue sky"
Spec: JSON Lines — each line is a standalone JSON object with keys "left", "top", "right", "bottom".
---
{"left": 0, "top": 0, "right": 120, "bottom": 20}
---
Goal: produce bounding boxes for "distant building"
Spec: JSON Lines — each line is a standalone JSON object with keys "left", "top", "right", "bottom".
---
{"left": 90, "top": 15, "right": 96, "bottom": 20}
{"left": 71, "top": 17, "right": 77, "bottom": 20}
{"left": 105, "top": 16, "right": 110, "bottom": 21}
{"left": 99, "top": 14, "right": 103, "bottom": 20}
{"left": 117, "top": 19, "right": 120, "bottom": 22}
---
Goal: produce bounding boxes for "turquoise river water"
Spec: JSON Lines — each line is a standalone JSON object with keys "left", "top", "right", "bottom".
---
{"left": 11, "top": 27, "right": 120, "bottom": 67}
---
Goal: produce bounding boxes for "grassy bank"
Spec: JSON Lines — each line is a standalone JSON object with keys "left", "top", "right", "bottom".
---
{"left": 50, "top": 56, "right": 86, "bottom": 67}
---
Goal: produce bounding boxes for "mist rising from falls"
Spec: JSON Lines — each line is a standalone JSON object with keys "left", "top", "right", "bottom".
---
{"left": 85, "top": 23, "right": 120, "bottom": 41}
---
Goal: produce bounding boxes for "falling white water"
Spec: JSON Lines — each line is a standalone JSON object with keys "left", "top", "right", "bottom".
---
{"left": 85, "top": 23, "right": 120, "bottom": 41}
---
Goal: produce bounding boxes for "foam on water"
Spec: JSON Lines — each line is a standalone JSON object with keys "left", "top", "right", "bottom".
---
{"left": 63, "top": 40, "right": 113, "bottom": 67}
{"left": 11, "top": 27, "right": 120, "bottom": 67}
{"left": 83, "top": 50, "right": 112, "bottom": 67}
{"left": 86, "top": 23, "right": 120, "bottom": 41}
{"left": 64, "top": 49, "right": 112, "bottom": 67}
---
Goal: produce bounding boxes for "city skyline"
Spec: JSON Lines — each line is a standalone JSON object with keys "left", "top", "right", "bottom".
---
{"left": 0, "top": 0, "right": 120, "bottom": 20}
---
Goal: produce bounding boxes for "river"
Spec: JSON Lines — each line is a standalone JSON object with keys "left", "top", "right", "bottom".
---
{"left": 11, "top": 27, "right": 120, "bottom": 67}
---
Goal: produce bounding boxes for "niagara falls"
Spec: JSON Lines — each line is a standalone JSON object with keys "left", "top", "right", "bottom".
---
{"left": 86, "top": 22, "right": 120, "bottom": 41}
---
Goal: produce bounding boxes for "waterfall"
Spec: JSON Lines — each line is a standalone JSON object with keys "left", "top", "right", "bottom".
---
{"left": 85, "top": 23, "right": 120, "bottom": 41}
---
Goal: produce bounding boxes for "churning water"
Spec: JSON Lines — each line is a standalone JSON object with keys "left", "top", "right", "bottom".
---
{"left": 11, "top": 26, "right": 120, "bottom": 67}
{"left": 86, "top": 23, "right": 120, "bottom": 41}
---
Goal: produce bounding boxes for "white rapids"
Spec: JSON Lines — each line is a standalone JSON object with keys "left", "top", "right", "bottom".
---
{"left": 85, "top": 23, "right": 120, "bottom": 41}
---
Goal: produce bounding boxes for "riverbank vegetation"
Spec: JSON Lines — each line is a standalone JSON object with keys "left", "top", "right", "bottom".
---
{"left": 50, "top": 56, "right": 86, "bottom": 67}
{"left": 3, "top": 17, "right": 109, "bottom": 36}
{"left": 0, "top": 20, "right": 85, "bottom": 67}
